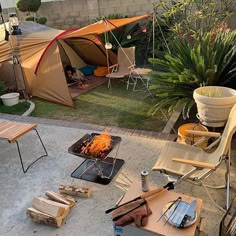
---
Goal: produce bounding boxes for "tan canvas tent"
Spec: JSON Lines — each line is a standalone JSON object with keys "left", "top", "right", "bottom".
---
{"left": 0, "top": 14, "right": 151, "bottom": 107}
{"left": 0, "top": 22, "right": 117, "bottom": 107}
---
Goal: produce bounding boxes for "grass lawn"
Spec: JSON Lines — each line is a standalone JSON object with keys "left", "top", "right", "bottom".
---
{"left": 0, "top": 101, "right": 30, "bottom": 115}
{"left": 31, "top": 80, "right": 171, "bottom": 132}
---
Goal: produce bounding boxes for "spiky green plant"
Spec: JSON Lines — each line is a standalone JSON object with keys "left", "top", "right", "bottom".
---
{"left": 149, "top": 29, "right": 236, "bottom": 118}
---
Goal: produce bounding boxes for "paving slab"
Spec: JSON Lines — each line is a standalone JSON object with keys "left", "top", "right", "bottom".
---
{"left": 0, "top": 114, "right": 235, "bottom": 236}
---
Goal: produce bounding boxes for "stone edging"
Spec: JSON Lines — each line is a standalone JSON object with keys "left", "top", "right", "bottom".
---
{"left": 20, "top": 100, "right": 35, "bottom": 117}
{"left": 162, "top": 110, "right": 181, "bottom": 134}
{"left": 0, "top": 100, "right": 178, "bottom": 141}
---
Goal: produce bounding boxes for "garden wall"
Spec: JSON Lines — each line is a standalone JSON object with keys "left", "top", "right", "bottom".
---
{"left": 1, "top": 0, "right": 157, "bottom": 30}
{"left": 1, "top": 0, "right": 235, "bottom": 30}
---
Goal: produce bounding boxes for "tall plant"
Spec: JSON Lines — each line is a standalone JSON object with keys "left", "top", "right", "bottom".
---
{"left": 149, "top": 28, "right": 236, "bottom": 118}
{"left": 154, "top": 0, "right": 235, "bottom": 38}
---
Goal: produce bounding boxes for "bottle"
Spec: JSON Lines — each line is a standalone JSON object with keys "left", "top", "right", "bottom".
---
{"left": 141, "top": 170, "right": 150, "bottom": 192}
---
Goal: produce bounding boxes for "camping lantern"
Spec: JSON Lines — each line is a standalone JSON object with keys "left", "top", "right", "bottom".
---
{"left": 9, "top": 13, "right": 21, "bottom": 35}
{"left": 105, "top": 42, "right": 112, "bottom": 49}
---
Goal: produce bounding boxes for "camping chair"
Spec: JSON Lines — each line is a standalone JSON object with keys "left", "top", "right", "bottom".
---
{"left": 106, "top": 47, "right": 135, "bottom": 88}
{"left": 219, "top": 195, "right": 236, "bottom": 235}
{"left": 152, "top": 103, "right": 236, "bottom": 211}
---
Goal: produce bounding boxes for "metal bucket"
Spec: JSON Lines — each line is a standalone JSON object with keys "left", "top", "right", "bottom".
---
{"left": 177, "top": 123, "right": 208, "bottom": 148}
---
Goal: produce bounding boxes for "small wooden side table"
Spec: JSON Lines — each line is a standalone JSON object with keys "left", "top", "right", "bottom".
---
{"left": 115, "top": 182, "right": 202, "bottom": 236}
{"left": 0, "top": 120, "right": 47, "bottom": 173}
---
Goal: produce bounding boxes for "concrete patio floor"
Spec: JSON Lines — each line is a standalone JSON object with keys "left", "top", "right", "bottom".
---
{"left": 0, "top": 114, "right": 235, "bottom": 236}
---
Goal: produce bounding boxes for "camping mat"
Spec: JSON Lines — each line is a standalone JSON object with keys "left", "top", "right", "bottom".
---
{"left": 69, "top": 76, "right": 108, "bottom": 98}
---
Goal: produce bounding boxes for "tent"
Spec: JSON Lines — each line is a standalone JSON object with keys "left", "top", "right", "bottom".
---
{"left": 0, "top": 14, "right": 151, "bottom": 107}
{"left": 0, "top": 22, "right": 117, "bottom": 107}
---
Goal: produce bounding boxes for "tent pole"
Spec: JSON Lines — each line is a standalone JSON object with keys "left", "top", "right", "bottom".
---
{"left": 104, "top": 31, "right": 110, "bottom": 73}
{"left": 152, "top": 12, "right": 155, "bottom": 60}
{"left": 0, "top": 4, "right": 28, "bottom": 99}
{"left": 12, "top": 54, "right": 28, "bottom": 100}
{"left": 109, "top": 29, "right": 134, "bottom": 66}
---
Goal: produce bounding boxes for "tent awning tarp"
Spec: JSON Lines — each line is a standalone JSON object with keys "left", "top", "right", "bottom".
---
{"left": 62, "top": 14, "right": 152, "bottom": 38}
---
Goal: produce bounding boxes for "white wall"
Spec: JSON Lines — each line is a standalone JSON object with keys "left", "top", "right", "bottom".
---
{"left": 1, "top": 0, "right": 16, "bottom": 9}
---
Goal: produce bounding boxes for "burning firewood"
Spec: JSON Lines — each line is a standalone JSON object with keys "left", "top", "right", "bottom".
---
{"left": 82, "top": 130, "right": 112, "bottom": 159}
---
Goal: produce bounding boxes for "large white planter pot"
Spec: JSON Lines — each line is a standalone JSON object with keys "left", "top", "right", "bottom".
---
{"left": 193, "top": 86, "right": 236, "bottom": 127}
{"left": 1, "top": 93, "right": 20, "bottom": 106}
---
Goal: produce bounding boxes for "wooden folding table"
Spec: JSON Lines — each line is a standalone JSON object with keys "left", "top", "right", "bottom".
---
{"left": 0, "top": 120, "right": 48, "bottom": 173}
{"left": 113, "top": 182, "right": 203, "bottom": 236}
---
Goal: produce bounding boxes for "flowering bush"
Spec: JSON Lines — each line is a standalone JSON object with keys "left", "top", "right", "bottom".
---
{"left": 154, "top": 0, "right": 235, "bottom": 36}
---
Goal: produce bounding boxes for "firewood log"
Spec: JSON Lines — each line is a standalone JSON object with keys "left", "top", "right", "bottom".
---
{"left": 27, "top": 207, "right": 62, "bottom": 228}
{"left": 32, "top": 197, "right": 70, "bottom": 219}
{"left": 45, "top": 191, "right": 76, "bottom": 208}
{"left": 59, "top": 185, "right": 92, "bottom": 198}
{"left": 60, "top": 193, "right": 77, "bottom": 208}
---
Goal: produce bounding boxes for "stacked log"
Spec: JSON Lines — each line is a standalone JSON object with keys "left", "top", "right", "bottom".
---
{"left": 27, "top": 185, "right": 92, "bottom": 228}
{"left": 59, "top": 185, "right": 92, "bottom": 198}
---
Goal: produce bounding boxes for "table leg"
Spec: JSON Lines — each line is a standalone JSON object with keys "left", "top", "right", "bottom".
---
{"left": 15, "top": 128, "right": 48, "bottom": 173}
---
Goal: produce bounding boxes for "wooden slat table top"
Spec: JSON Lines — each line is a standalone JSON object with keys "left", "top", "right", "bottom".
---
{"left": 0, "top": 120, "right": 37, "bottom": 143}
{"left": 118, "top": 182, "right": 202, "bottom": 236}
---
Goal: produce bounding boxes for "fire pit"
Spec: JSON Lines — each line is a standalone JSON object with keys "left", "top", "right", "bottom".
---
{"left": 68, "top": 132, "right": 124, "bottom": 185}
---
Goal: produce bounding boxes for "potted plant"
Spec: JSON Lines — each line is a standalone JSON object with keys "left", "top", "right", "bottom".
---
{"left": 193, "top": 86, "right": 236, "bottom": 127}
{"left": 148, "top": 27, "right": 236, "bottom": 119}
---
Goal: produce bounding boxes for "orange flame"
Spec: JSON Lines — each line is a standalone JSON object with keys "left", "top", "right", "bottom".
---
{"left": 86, "top": 130, "right": 111, "bottom": 158}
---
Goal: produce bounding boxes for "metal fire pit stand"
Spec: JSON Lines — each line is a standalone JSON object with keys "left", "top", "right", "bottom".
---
{"left": 68, "top": 133, "right": 124, "bottom": 185}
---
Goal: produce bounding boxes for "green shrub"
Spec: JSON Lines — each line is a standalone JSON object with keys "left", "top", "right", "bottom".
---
{"left": 25, "top": 16, "right": 35, "bottom": 21}
{"left": 16, "top": 0, "right": 41, "bottom": 13}
{"left": 36, "top": 17, "right": 47, "bottom": 25}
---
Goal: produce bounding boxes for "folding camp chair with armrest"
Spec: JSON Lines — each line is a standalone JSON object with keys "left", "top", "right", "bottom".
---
{"left": 106, "top": 47, "right": 135, "bottom": 88}
{"left": 152, "top": 103, "right": 236, "bottom": 211}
